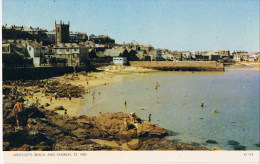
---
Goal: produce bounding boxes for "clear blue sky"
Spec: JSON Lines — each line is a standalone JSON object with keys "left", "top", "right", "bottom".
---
{"left": 2, "top": 0, "right": 260, "bottom": 52}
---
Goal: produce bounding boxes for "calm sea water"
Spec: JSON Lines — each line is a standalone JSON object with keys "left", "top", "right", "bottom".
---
{"left": 79, "top": 67, "right": 260, "bottom": 150}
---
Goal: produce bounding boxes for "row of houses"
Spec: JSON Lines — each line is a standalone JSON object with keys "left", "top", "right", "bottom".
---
{"left": 3, "top": 38, "right": 260, "bottom": 68}
{"left": 2, "top": 22, "right": 259, "bottom": 67}
{"left": 232, "top": 51, "right": 260, "bottom": 62}
{"left": 2, "top": 39, "right": 89, "bottom": 67}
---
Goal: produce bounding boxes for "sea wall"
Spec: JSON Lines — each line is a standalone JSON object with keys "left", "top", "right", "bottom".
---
{"left": 129, "top": 61, "right": 224, "bottom": 71}
{"left": 2, "top": 65, "right": 95, "bottom": 80}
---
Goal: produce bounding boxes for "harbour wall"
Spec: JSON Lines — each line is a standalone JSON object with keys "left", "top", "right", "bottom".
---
{"left": 2, "top": 65, "right": 95, "bottom": 80}
{"left": 129, "top": 61, "right": 224, "bottom": 71}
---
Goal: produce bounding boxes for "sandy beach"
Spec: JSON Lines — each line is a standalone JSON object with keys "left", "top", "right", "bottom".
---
{"left": 5, "top": 65, "right": 207, "bottom": 151}
{"left": 22, "top": 65, "right": 157, "bottom": 116}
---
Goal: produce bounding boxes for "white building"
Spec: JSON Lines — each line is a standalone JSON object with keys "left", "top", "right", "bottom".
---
{"left": 27, "top": 41, "right": 42, "bottom": 67}
{"left": 113, "top": 57, "right": 127, "bottom": 65}
{"left": 233, "top": 54, "right": 241, "bottom": 62}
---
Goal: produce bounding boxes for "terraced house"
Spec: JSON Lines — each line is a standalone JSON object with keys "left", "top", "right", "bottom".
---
{"left": 53, "top": 43, "right": 88, "bottom": 66}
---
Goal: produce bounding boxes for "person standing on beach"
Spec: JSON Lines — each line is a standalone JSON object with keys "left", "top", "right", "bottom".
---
{"left": 68, "top": 94, "right": 72, "bottom": 101}
{"left": 11, "top": 100, "right": 24, "bottom": 128}
{"left": 148, "top": 114, "right": 151, "bottom": 122}
{"left": 123, "top": 118, "right": 129, "bottom": 131}
{"left": 129, "top": 112, "right": 137, "bottom": 124}
{"left": 92, "top": 92, "right": 95, "bottom": 102}
{"left": 63, "top": 109, "right": 71, "bottom": 120}
{"left": 35, "top": 97, "right": 39, "bottom": 107}
{"left": 54, "top": 92, "right": 58, "bottom": 100}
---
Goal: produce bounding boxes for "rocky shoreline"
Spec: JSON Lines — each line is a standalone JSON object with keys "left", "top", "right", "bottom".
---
{"left": 3, "top": 67, "right": 209, "bottom": 151}
{"left": 3, "top": 107, "right": 208, "bottom": 151}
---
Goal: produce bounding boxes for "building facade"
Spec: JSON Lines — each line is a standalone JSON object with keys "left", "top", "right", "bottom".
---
{"left": 55, "top": 21, "right": 70, "bottom": 45}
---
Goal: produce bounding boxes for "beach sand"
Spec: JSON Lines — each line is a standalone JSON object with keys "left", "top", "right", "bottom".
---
{"left": 23, "top": 65, "right": 157, "bottom": 117}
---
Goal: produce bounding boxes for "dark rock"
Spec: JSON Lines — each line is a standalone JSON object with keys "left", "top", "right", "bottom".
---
{"left": 233, "top": 145, "right": 246, "bottom": 150}
{"left": 228, "top": 140, "right": 240, "bottom": 145}
{"left": 206, "top": 140, "right": 218, "bottom": 144}
{"left": 3, "top": 128, "right": 28, "bottom": 145}
{"left": 27, "top": 131, "right": 53, "bottom": 146}
{"left": 3, "top": 142, "right": 12, "bottom": 151}
{"left": 45, "top": 103, "right": 50, "bottom": 107}
{"left": 54, "top": 106, "right": 65, "bottom": 110}
{"left": 255, "top": 143, "right": 260, "bottom": 147}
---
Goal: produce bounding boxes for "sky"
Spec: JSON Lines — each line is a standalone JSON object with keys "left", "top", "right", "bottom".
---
{"left": 2, "top": 0, "right": 260, "bottom": 52}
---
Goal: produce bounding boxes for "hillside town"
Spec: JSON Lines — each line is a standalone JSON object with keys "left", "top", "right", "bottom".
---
{"left": 2, "top": 21, "right": 260, "bottom": 68}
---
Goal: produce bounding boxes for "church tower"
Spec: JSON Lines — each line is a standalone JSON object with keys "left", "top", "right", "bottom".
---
{"left": 55, "top": 20, "right": 70, "bottom": 45}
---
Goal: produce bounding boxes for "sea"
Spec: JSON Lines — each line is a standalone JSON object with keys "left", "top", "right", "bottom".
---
{"left": 79, "top": 67, "right": 260, "bottom": 150}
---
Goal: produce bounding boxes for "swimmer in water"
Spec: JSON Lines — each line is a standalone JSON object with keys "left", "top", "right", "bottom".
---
{"left": 212, "top": 108, "right": 217, "bottom": 113}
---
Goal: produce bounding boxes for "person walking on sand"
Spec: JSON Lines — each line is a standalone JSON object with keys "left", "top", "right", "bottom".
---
{"left": 50, "top": 96, "right": 53, "bottom": 103}
{"left": 148, "top": 114, "right": 151, "bottom": 122}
